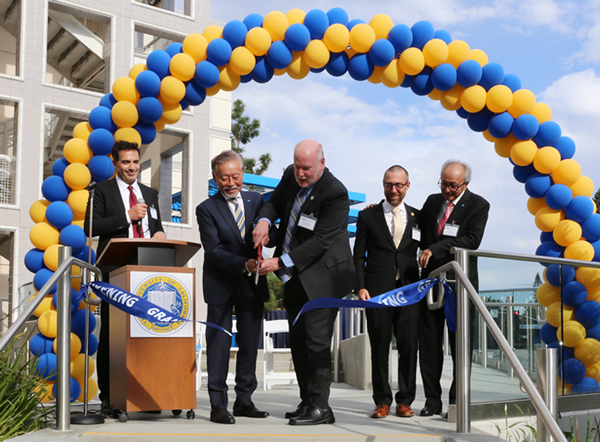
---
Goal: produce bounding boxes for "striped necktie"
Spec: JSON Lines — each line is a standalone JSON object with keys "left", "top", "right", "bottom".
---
{"left": 231, "top": 197, "right": 245, "bottom": 241}
{"left": 279, "top": 187, "right": 309, "bottom": 283}
{"left": 438, "top": 201, "right": 454, "bottom": 236}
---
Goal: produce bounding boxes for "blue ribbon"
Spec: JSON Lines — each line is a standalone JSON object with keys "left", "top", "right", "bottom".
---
{"left": 293, "top": 277, "right": 456, "bottom": 332}
{"left": 80, "top": 281, "right": 231, "bottom": 336}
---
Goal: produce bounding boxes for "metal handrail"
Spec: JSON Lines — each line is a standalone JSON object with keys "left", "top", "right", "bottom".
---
{"left": 459, "top": 247, "right": 600, "bottom": 268}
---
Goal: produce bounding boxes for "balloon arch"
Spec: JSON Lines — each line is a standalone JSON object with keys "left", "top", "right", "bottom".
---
{"left": 25, "top": 8, "right": 600, "bottom": 400}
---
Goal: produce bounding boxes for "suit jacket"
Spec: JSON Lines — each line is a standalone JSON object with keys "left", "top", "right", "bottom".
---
{"left": 196, "top": 190, "right": 270, "bottom": 306}
{"left": 258, "top": 165, "right": 355, "bottom": 300}
{"left": 420, "top": 188, "right": 490, "bottom": 288}
{"left": 84, "top": 179, "right": 164, "bottom": 258}
{"left": 354, "top": 202, "right": 421, "bottom": 296}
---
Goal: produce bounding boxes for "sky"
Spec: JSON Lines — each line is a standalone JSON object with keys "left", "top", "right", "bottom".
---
{"left": 209, "top": 0, "right": 600, "bottom": 290}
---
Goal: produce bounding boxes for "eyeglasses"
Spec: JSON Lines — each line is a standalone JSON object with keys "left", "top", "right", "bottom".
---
{"left": 383, "top": 181, "right": 408, "bottom": 190}
{"left": 438, "top": 180, "right": 466, "bottom": 191}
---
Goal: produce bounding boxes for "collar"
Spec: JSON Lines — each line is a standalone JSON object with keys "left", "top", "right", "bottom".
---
{"left": 222, "top": 191, "right": 243, "bottom": 203}
{"left": 116, "top": 175, "right": 139, "bottom": 192}
{"left": 382, "top": 200, "right": 405, "bottom": 214}
{"left": 445, "top": 189, "right": 466, "bottom": 206}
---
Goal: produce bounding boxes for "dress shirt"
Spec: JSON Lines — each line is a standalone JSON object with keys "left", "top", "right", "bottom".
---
{"left": 115, "top": 175, "right": 149, "bottom": 238}
{"left": 437, "top": 190, "right": 466, "bottom": 224}
{"left": 382, "top": 200, "right": 407, "bottom": 239}
{"left": 222, "top": 191, "right": 246, "bottom": 239}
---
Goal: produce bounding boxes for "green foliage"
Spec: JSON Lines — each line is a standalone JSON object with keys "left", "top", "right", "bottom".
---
{"left": 0, "top": 334, "right": 55, "bottom": 441}
{"left": 264, "top": 272, "right": 284, "bottom": 311}
{"left": 562, "top": 412, "right": 600, "bottom": 442}
{"left": 594, "top": 188, "right": 600, "bottom": 214}
{"left": 230, "top": 99, "right": 272, "bottom": 176}
{"left": 533, "top": 272, "right": 542, "bottom": 287}
{"left": 495, "top": 404, "right": 536, "bottom": 442}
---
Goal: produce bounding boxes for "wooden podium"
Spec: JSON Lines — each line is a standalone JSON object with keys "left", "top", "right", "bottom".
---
{"left": 97, "top": 239, "right": 201, "bottom": 413}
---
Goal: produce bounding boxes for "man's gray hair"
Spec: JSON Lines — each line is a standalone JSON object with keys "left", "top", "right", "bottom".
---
{"left": 441, "top": 160, "right": 472, "bottom": 183}
{"left": 211, "top": 149, "right": 245, "bottom": 175}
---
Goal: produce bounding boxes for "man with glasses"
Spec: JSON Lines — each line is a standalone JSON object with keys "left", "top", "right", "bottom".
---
{"left": 354, "top": 165, "right": 421, "bottom": 419}
{"left": 418, "top": 160, "right": 490, "bottom": 417}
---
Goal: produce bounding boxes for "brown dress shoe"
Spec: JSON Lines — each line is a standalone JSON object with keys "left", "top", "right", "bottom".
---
{"left": 370, "top": 404, "right": 390, "bottom": 418}
{"left": 396, "top": 403, "right": 415, "bottom": 417}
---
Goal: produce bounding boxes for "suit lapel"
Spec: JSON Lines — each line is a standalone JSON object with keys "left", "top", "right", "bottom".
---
{"left": 447, "top": 189, "right": 471, "bottom": 225}
{"left": 398, "top": 205, "right": 417, "bottom": 248}
{"left": 108, "top": 179, "right": 127, "bottom": 215}
{"left": 215, "top": 193, "right": 244, "bottom": 244}
{"left": 374, "top": 204, "right": 396, "bottom": 249}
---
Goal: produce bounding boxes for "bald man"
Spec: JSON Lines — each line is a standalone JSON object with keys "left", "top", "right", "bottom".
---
{"left": 253, "top": 140, "right": 355, "bottom": 425}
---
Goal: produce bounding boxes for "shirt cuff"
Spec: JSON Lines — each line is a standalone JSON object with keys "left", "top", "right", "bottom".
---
{"left": 258, "top": 217, "right": 271, "bottom": 227}
{"left": 280, "top": 254, "right": 294, "bottom": 268}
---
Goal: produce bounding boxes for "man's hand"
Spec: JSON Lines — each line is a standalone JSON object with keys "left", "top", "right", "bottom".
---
{"left": 129, "top": 203, "right": 147, "bottom": 222}
{"left": 419, "top": 249, "right": 433, "bottom": 268}
{"left": 253, "top": 220, "right": 270, "bottom": 248}
{"left": 259, "top": 257, "right": 280, "bottom": 275}
{"left": 153, "top": 232, "right": 166, "bottom": 239}
{"left": 246, "top": 259, "right": 259, "bottom": 274}
{"left": 358, "top": 288, "right": 370, "bottom": 301}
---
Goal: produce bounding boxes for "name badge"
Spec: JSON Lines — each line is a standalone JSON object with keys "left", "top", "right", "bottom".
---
{"left": 298, "top": 214, "right": 317, "bottom": 231}
{"left": 443, "top": 223, "right": 459, "bottom": 237}
{"left": 412, "top": 227, "right": 421, "bottom": 241}
{"left": 150, "top": 207, "right": 158, "bottom": 219}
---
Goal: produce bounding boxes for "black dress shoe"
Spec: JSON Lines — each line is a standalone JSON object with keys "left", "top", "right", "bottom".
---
{"left": 232, "top": 403, "right": 269, "bottom": 418}
{"left": 210, "top": 408, "right": 235, "bottom": 424}
{"left": 285, "top": 403, "right": 309, "bottom": 419}
{"left": 289, "top": 405, "right": 335, "bottom": 425}
{"left": 420, "top": 405, "right": 442, "bottom": 416}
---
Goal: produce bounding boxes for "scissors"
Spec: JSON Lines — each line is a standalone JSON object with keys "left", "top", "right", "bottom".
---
{"left": 255, "top": 243, "right": 262, "bottom": 285}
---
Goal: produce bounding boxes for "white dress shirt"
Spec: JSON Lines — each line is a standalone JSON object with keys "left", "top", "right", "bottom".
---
{"left": 115, "top": 175, "right": 150, "bottom": 238}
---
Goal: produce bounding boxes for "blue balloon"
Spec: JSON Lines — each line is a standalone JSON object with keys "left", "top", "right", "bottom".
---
{"left": 410, "top": 21, "right": 435, "bottom": 50}
{"left": 348, "top": 53, "right": 374, "bottom": 81}
{"left": 536, "top": 240, "right": 564, "bottom": 265}
{"left": 512, "top": 114, "right": 539, "bottom": 140}
{"left": 135, "top": 70, "right": 161, "bottom": 98}
{"left": 326, "top": 51, "right": 349, "bottom": 77}
{"left": 71, "top": 309, "right": 98, "bottom": 339}
{"left": 545, "top": 264, "right": 576, "bottom": 287}
{"left": 194, "top": 60, "right": 220, "bottom": 89}
{"left": 555, "top": 136, "right": 576, "bottom": 160}
{"left": 431, "top": 63, "right": 457, "bottom": 91}
{"left": 74, "top": 245, "right": 96, "bottom": 265}
{"left": 88, "top": 155, "right": 114, "bottom": 182}
{"left": 45, "top": 201, "right": 73, "bottom": 230}
{"left": 34, "top": 268, "right": 56, "bottom": 293}
{"left": 223, "top": 20, "right": 248, "bottom": 49}
{"left": 502, "top": 73, "right": 522, "bottom": 92}
{"left": 347, "top": 19, "right": 366, "bottom": 30}
{"left": 89, "top": 106, "right": 117, "bottom": 132}
{"left": 30, "top": 333, "right": 54, "bottom": 356}
{"left": 51, "top": 158, "right": 70, "bottom": 177}
{"left": 369, "top": 39, "right": 395, "bottom": 67}
{"left": 134, "top": 122, "right": 157, "bottom": 145}
{"left": 165, "top": 42, "right": 182, "bottom": 57}
{"left": 582, "top": 214, "right": 600, "bottom": 242}
{"left": 457, "top": 59, "right": 482, "bottom": 88}
{"left": 548, "top": 341, "right": 575, "bottom": 364}
{"left": 540, "top": 322, "right": 558, "bottom": 345}
{"left": 545, "top": 184, "right": 573, "bottom": 210}
{"left": 410, "top": 67, "right": 434, "bottom": 96}
{"left": 180, "top": 99, "right": 189, "bottom": 111}
{"left": 389, "top": 24, "right": 413, "bottom": 53}
{"left": 99, "top": 93, "right": 117, "bottom": 109}
{"left": 267, "top": 41, "right": 293, "bottom": 69}
{"left": 590, "top": 238, "right": 600, "bottom": 262}
{"left": 563, "top": 281, "right": 587, "bottom": 308}
{"left": 525, "top": 173, "right": 552, "bottom": 199}
{"left": 456, "top": 107, "right": 470, "bottom": 119}
{"left": 488, "top": 112, "right": 515, "bottom": 139}
{"left": 327, "top": 7, "right": 348, "bottom": 26}
{"left": 52, "top": 288, "right": 80, "bottom": 315}
{"left": 575, "top": 300, "right": 600, "bottom": 329}
{"left": 184, "top": 81, "right": 206, "bottom": 106}
{"left": 304, "top": 9, "right": 329, "bottom": 40}
{"left": 434, "top": 29, "right": 452, "bottom": 44}
{"left": 284, "top": 23, "right": 311, "bottom": 52}
{"left": 400, "top": 74, "right": 413, "bottom": 88}
{"left": 572, "top": 378, "right": 600, "bottom": 394}
{"left": 87, "top": 128, "right": 114, "bottom": 155}
{"left": 532, "top": 121, "right": 561, "bottom": 147}
{"left": 479, "top": 62, "right": 504, "bottom": 90}
{"left": 540, "top": 231, "right": 554, "bottom": 243}
{"left": 59, "top": 224, "right": 87, "bottom": 253}
{"left": 53, "top": 377, "right": 81, "bottom": 403}
{"left": 79, "top": 332, "right": 99, "bottom": 356}
{"left": 565, "top": 196, "right": 594, "bottom": 224}
{"left": 251, "top": 57, "right": 274, "bottom": 83}
{"left": 146, "top": 49, "right": 171, "bottom": 79}
{"left": 587, "top": 322, "right": 600, "bottom": 341}
{"left": 559, "top": 358, "right": 586, "bottom": 384}
{"left": 243, "top": 13, "right": 263, "bottom": 30}
{"left": 137, "top": 97, "right": 163, "bottom": 124}
{"left": 25, "top": 248, "right": 46, "bottom": 273}
{"left": 206, "top": 38, "right": 232, "bottom": 67}
{"left": 310, "top": 66, "right": 326, "bottom": 74}
{"left": 42, "top": 176, "right": 70, "bottom": 202}
{"left": 467, "top": 108, "right": 494, "bottom": 132}
{"left": 36, "top": 353, "right": 58, "bottom": 381}
{"left": 512, "top": 164, "right": 536, "bottom": 184}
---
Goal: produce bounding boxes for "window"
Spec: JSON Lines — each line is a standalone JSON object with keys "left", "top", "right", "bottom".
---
{"left": 0, "top": 0, "right": 21, "bottom": 76}
{"left": 0, "top": 230, "right": 13, "bottom": 333}
{"left": 44, "top": 108, "right": 88, "bottom": 179}
{"left": 133, "top": 0, "right": 191, "bottom": 17}
{"left": 0, "top": 100, "right": 17, "bottom": 205}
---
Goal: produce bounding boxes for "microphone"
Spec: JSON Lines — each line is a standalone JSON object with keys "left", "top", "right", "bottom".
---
{"left": 137, "top": 196, "right": 145, "bottom": 238}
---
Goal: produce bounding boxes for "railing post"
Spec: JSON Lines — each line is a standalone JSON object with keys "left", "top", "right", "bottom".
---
{"left": 454, "top": 248, "right": 470, "bottom": 433}
{"left": 56, "top": 246, "right": 72, "bottom": 432}
{"left": 507, "top": 296, "right": 514, "bottom": 378}
{"left": 333, "top": 310, "right": 340, "bottom": 383}
{"left": 537, "top": 348, "right": 558, "bottom": 442}
{"left": 480, "top": 296, "right": 487, "bottom": 369}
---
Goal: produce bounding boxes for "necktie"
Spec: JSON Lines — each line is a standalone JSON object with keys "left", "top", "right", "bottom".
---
{"left": 392, "top": 206, "right": 403, "bottom": 248}
{"left": 438, "top": 201, "right": 454, "bottom": 236}
{"left": 279, "top": 188, "right": 309, "bottom": 283}
{"left": 128, "top": 185, "right": 142, "bottom": 238}
{"left": 231, "top": 197, "right": 245, "bottom": 241}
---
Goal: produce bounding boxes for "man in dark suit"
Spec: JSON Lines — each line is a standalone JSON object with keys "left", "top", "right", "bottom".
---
{"left": 253, "top": 139, "right": 355, "bottom": 426}
{"left": 418, "top": 160, "right": 490, "bottom": 417}
{"left": 84, "top": 140, "right": 166, "bottom": 410}
{"left": 196, "top": 150, "right": 271, "bottom": 424}
{"left": 353, "top": 165, "right": 421, "bottom": 419}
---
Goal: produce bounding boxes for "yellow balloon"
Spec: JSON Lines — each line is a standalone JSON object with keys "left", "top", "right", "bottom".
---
{"left": 32, "top": 295, "right": 55, "bottom": 317}
{"left": 245, "top": 27, "right": 271, "bottom": 56}
{"left": 460, "top": 85, "right": 487, "bottom": 113}
{"left": 381, "top": 59, "right": 405, "bottom": 88}
{"left": 533, "top": 146, "right": 561, "bottom": 174}
{"left": 114, "top": 127, "right": 142, "bottom": 146}
{"left": 570, "top": 175, "right": 594, "bottom": 198}
{"left": 588, "top": 286, "right": 600, "bottom": 302}
{"left": 202, "top": 25, "right": 223, "bottom": 43}
{"left": 423, "top": 39, "right": 449, "bottom": 68}
{"left": 159, "top": 76, "right": 186, "bottom": 104}
{"left": 552, "top": 159, "right": 582, "bottom": 187}
{"left": 30, "top": 222, "right": 60, "bottom": 251}
{"left": 482, "top": 130, "right": 497, "bottom": 143}
{"left": 469, "top": 49, "right": 488, "bottom": 67}
{"left": 546, "top": 301, "right": 574, "bottom": 327}
{"left": 323, "top": 24, "right": 350, "bottom": 53}
{"left": 64, "top": 163, "right": 92, "bottom": 191}
{"left": 527, "top": 196, "right": 547, "bottom": 216}
{"left": 428, "top": 88, "right": 442, "bottom": 101}
{"left": 510, "top": 140, "right": 538, "bottom": 166}
{"left": 53, "top": 333, "right": 82, "bottom": 360}
{"left": 447, "top": 40, "right": 470, "bottom": 68}
{"left": 303, "top": 40, "right": 330, "bottom": 69}
{"left": 399, "top": 47, "right": 425, "bottom": 76}
{"left": 30, "top": 199, "right": 50, "bottom": 224}
{"left": 71, "top": 219, "right": 85, "bottom": 229}
{"left": 534, "top": 206, "right": 565, "bottom": 232}
{"left": 72, "top": 122, "right": 93, "bottom": 141}
{"left": 112, "top": 76, "right": 139, "bottom": 104}
{"left": 565, "top": 240, "right": 594, "bottom": 262}
{"left": 440, "top": 84, "right": 464, "bottom": 111}
{"left": 587, "top": 361, "right": 600, "bottom": 383}
{"left": 111, "top": 101, "right": 139, "bottom": 128}
{"left": 35, "top": 381, "right": 55, "bottom": 403}
{"left": 536, "top": 282, "right": 560, "bottom": 307}
{"left": 287, "top": 51, "right": 310, "bottom": 80}
{"left": 508, "top": 89, "right": 536, "bottom": 118}
{"left": 218, "top": 66, "right": 240, "bottom": 92}
{"left": 154, "top": 120, "right": 166, "bottom": 133}
{"left": 286, "top": 8, "right": 305, "bottom": 24}
{"left": 169, "top": 53, "right": 196, "bottom": 82}
{"left": 557, "top": 321, "right": 586, "bottom": 348}
{"left": 43, "top": 244, "right": 63, "bottom": 271}
{"left": 230, "top": 46, "right": 256, "bottom": 76}
{"left": 71, "top": 354, "right": 96, "bottom": 382}
{"left": 369, "top": 14, "right": 394, "bottom": 40}
{"left": 553, "top": 220, "right": 582, "bottom": 247}
{"left": 263, "top": 11, "right": 289, "bottom": 41}
{"left": 77, "top": 377, "right": 98, "bottom": 402}
{"left": 486, "top": 85, "right": 513, "bottom": 113}
{"left": 64, "top": 138, "right": 92, "bottom": 165}
{"left": 205, "top": 84, "right": 221, "bottom": 97}
{"left": 558, "top": 378, "right": 571, "bottom": 396}
{"left": 128, "top": 63, "right": 146, "bottom": 80}
{"left": 349, "top": 23, "right": 376, "bottom": 53}
{"left": 576, "top": 267, "right": 600, "bottom": 288}
{"left": 160, "top": 101, "right": 183, "bottom": 125}
{"left": 182, "top": 33, "right": 208, "bottom": 63}
{"left": 575, "top": 338, "right": 600, "bottom": 366}
{"left": 531, "top": 102, "right": 552, "bottom": 123}
{"left": 495, "top": 134, "right": 517, "bottom": 158}
{"left": 38, "top": 310, "right": 59, "bottom": 338}
{"left": 67, "top": 190, "right": 89, "bottom": 219}
{"left": 367, "top": 66, "right": 383, "bottom": 84}
{"left": 274, "top": 68, "right": 286, "bottom": 76}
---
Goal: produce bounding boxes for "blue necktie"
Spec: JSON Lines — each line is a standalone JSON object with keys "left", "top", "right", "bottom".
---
{"left": 231, "top": 198, "right": 245, "bottom": 241}
{"left": 279, "top": 188, "right": 308, "bottom": 283}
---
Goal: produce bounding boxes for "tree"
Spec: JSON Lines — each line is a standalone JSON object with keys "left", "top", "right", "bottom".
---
{"left": 264, "top": 273, "right": 284, "bottom": 311}
{"left": 594, "top": 187, "right": 600, "bottom": 214}
{"left": 230, "top": 99, "right": 272, "bottom": 175}
{"left": 533, "top": 272, "right": 542, "bottom": 287}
